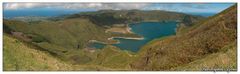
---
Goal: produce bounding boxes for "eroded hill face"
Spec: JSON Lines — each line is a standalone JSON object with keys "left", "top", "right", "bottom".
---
{"left": 131, "top": 4, "right": 237, "bottom": 71}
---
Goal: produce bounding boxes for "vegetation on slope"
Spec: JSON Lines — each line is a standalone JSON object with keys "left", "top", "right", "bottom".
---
{"left": 173, "top": 41, "right": 237, "bottom": 71}
{"left": 3, "top": 34, "right": 72, "bottom": 71}
{"left": 3, "top": 34, "right": 134, "bottom": 71}
{"left": 89, "top": 45, "right": 136, "bottom": 70}
{"left": 3, "top": 6, "right": 235, "bottom": 71}
{"left": 3, "top": 18, "right": 113, "bottom": 49}
{"left": 66, "top": 10, "right": 204, "bottom": 26}
{"left": 131, "top": 4, "right": 237, "bottom": 71}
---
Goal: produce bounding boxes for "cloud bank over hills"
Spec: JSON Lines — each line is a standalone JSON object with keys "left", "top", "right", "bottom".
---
{"left": 3, "top": 3, "right": 149, "bottom": 10}
{"left": 3, "top": 3, "right": 234, "bottom": 13}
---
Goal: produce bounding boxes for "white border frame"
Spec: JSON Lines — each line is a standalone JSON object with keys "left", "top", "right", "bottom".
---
{"left": 0, "top": 0, "right": 239, "bottom": 74}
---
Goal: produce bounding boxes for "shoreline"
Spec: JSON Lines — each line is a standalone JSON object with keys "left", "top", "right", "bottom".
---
{"left": 108, "top": 37, "right": 144, "bottom": 40}
{"left": 105, "top": 23, "right": 134, "bottom": 34}
{"left": 126, "top": 24, "right": 133, "bottom": 34}
{"left": 91, "top": 21, "right": 176, "bottom": 45}
{"left": 90, "top": 36, "right": 144, "bottom": 45}
{"left": 91, "top": 23, "right": 145, "bottom": 45}
{"left": 88, "top": 40, "right": 116, "bottom": 44}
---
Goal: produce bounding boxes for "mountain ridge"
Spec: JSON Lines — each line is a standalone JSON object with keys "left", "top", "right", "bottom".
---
{"left": 131, "top": 4, "right": 237, "bottom": 71}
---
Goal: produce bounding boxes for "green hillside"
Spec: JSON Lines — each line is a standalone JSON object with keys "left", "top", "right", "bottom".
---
{"left": 131, "top": 4, "right": 237, "bottom": 71}
{"left": 3, "top": 34, "right": 72, "bottom": 71}
{"left": 3, "top": 34, "right": 135, "bottom": 71}
{"left": 66, "top": 10, "right": 203, "bottom": 26}
{"left": 173, "top": 41, "right": 237, "bottom": 71}
{"left": 3, "top": 5, "right": 237, "bottom": 71}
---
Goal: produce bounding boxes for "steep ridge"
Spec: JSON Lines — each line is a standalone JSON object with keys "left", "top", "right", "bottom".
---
{"left": 131, "top": 4, "right": 237, "bottom": 71}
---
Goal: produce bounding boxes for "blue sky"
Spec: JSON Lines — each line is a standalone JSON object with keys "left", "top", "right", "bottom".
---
{"left": 3, "top": 3, "right": 235, "bottom": 14}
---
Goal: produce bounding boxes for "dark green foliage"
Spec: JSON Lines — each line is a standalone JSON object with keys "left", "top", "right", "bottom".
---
{"left": 29, "top": 34, "right": 48, "bottom": 43}
{"left": 88, "top": 13, "right": 128, "bottom": 26}
{"left": 3, "top": 24, "right": 13, "bottom": 34}
{"left": 70, "top": 55, "right": 92, "bottom": 64}
{"left": 182, "top": 15, "right": 193, "bottom": 26}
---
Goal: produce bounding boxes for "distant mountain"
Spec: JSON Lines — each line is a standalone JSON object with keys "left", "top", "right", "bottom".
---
{"left": 131, "top": 4, "right": 237, "bottom": 71}
{"left": 65, "top": 10, "right": 204, "bottom": 27}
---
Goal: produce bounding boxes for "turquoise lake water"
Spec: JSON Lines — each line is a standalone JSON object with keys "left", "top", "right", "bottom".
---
{"left": 91, "top": 22, "right": 178, "bottom": 52}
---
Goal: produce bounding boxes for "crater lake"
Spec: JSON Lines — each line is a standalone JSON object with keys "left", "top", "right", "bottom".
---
{"left": 91, "top": 22, "right": 178, "bottom": 52}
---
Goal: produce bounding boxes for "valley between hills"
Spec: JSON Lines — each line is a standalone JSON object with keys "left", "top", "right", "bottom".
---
{"left": 3, "top": 4, "right": 237, "bottom": 71}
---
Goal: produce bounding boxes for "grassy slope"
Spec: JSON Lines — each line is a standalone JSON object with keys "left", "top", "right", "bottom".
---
{"left": 3, "top": 18, "right": 114, "bottom": 63}
{"left": 4, "top": 18, "right": 113, "bottom": 49}
{"left": 89, "top": 45, "right": 136, "bottom": 70}
{"left": 3, "top": 16, "right": 139, "bottom": 65}
{"left": 3, "top": 34, "right": 134, "bottom": 71}
{"left": 3, "top": 34, "right": 72, "bottom": 71}
{"left": 131, "top": 4, "right": 237, "bottom": 71}
{"left": 173, "top": 41, "right": 237, "bottom": 71}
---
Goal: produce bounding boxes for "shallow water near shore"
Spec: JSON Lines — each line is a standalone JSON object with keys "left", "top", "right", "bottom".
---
{"left": 92, "top": 22, "right": 178, "bottom": 52}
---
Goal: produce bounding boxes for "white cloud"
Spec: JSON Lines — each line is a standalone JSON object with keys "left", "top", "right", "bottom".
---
{"left": 3, "top": 3, "right": 233, "bottom": 13}
{"left": 3, "top": 3, "right": 150, "bottom": 10}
